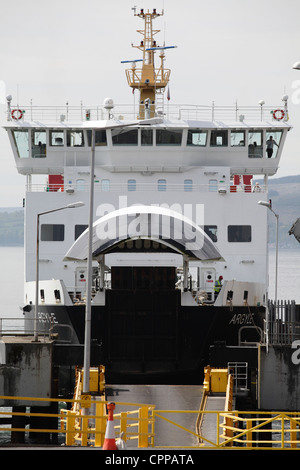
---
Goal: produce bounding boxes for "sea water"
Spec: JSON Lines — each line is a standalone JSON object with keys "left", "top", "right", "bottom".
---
{"left": 0, "top": 246, "right": 24, "bottom": 331}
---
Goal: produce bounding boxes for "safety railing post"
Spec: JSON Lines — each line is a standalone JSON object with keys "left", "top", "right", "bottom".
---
{"left": 246, "top": 419, "right": 252, "bottom": 448}
{"left": 81, "top": 413, "right": 89, "bottom": 446}
{"left": 120, "top": 412, "right": 128, "bottom": 442}
{"left": 95, "top": 399, "right": 106, "bottom": 447}
{"left": 138, "top": 406, "right": 149, "bottom": 448}
{"left": 290, "top": 418, "right": 296, "bottom": 448}
{"left": 65, "top": 410, "right": 77, "bottom": 446}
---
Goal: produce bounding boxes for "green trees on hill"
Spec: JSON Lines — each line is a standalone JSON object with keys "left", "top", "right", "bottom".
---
{"left": 0, "top": 210, "right": 24, "bottom": 246}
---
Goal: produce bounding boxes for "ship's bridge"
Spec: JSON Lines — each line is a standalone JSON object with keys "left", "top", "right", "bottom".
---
{"left": 4, "top": 106, "right": 291, "bottom": 178}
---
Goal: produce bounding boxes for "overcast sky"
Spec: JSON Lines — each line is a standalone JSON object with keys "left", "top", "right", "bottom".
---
{"left": 1, "top": 0, "right": 300, "bottom": 207}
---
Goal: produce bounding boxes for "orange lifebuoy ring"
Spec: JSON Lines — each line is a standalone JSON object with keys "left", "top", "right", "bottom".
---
{"left": 273, "top": 109, "right": 285, "bottom": 121}
{"left": 11, "top": 109, "right": 23, "bottom": 120}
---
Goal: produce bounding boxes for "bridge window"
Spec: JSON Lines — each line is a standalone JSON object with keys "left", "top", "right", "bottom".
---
{"left": 41, "top": 224, "right": 65, "bottom": 241}
{"left": 67, "top": 130, "right": 84, "bottom": 147}
{"left": 158, "top": 179, "right": 167, "bottom": 191}
{"left": 228, "top": 225, "right": 251, "bottom": 242}
{"left": 141, "top": 129, "right": 153, "bottom": 145}
{"left": 266, "top": 130, "right": 282, "bottom": 158}
{"left": 184, "top": 179, "right": 193, "bottom": 191}
{"left": 187, "top": 129, "right": 207, "bottom": 146}
{"left": 231, "top": 131, "right": 245, "bottom": 147}
{"left": 128, "top": 179, "right": 136, "bottom": 191}
{"left": 156, "top": 129, "right": 182, "bottom": 145}
{"left": 32, "top": 130, "right": 46, "bottom": 158}
{"left": 50, "top": 131, "right": 64, "bottom": 146}
{"left": 87, "top": 129, "right": 107, "bottom": 146}
{"left": 112, "top": 128, "right": 138, "bottom": 145}
{"left": 248, "top": 130, "right": 263, "bottom": 158}
{"left": 13, "top": 130, "right": 29, "bottom": 158}
{"left": 210, "top": 130, "right": 228, "bottom": 147}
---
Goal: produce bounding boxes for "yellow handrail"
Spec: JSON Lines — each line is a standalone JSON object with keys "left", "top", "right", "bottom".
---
{"left": 0, "top": 395, "right": 299, "bottom": 448}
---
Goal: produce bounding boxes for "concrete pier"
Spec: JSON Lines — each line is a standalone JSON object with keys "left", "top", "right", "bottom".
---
{"left": 0, "top": 336, "right": 53, "bottom": 406}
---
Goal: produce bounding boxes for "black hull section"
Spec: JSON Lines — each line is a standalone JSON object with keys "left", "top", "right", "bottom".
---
{"left": 30, "top": 289, "right": 265, "bottom": 383}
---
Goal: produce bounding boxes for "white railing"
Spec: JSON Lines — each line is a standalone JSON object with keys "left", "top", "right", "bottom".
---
{"left": 7, "top": 103, "right": 286, "bottom": 123}
{"left": 26, "top": 182, "right": 267, "bottom": 193}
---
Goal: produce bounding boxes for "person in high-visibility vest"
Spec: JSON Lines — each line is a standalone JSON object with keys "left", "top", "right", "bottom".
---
{"left": 214, "top": 275, "right": 223, "bottom": 300}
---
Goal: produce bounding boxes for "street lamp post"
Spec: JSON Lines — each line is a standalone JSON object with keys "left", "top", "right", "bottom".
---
{"left": 258, "top": 200, "right": 279, "bottom": 304}
{"left": 34, "top": 202, "right": 84, "bottom": 342}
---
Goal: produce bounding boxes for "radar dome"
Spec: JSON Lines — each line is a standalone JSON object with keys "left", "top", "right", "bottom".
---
{"left": 103, "top": 97, "right": 114, "bottom": 109}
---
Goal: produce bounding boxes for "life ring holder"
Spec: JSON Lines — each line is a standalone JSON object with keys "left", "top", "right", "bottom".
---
{"left": 11, "top": 109, "right": 23, "bottom": 120}
{"left": 273, "top": 109, "right": 285, "bottom": 121}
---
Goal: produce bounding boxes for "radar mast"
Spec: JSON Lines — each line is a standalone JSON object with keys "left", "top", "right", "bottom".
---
{"left": 123, "top": 8, "right": 174, "bottom": 118}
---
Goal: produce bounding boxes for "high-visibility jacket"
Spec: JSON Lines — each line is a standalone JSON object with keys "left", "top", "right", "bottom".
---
{"left": 214, "top": 280, "right": 222, "bottom": 293}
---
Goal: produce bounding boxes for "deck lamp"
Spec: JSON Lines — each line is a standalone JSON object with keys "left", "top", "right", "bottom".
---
{"left": 258, "top": 200, "right": 279, "bottom": 304}
{"left": 34, "top": 202, "right": 84, "bottom": 342}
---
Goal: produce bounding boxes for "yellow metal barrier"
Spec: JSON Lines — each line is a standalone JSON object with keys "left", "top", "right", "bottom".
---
{"left": 60, "top": 401, "right": 155, "bottom": 448}
{"left": 0, "top": 395, "right": 299, "bottom": 448}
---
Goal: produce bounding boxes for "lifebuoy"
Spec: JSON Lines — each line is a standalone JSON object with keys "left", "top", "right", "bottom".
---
{"left": 11, "top": 109, "right": 23, "bottom": 120}
{"left": 273, "top": 109, "right": 285, "bottom": 121}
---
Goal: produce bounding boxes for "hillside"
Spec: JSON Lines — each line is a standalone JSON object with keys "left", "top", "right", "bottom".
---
{"left": 0, "top": 175, "right": 300, "bottom": 247}
{"left": 255, "top": 175, "right": 300, "bottom": 248}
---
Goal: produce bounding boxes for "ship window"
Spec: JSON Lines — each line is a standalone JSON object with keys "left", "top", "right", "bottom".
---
{"left": 111, "top": 128, "right": 138, "bottom": 145}
{"left": 210, "top": 130, "right": 228, "bottom": 146}
{"left": 204, "top": 225, "right": 218, "bottom": 242}
{"left": 184, "top": 179, "right": 193, "bottom": 191}
{"left": 158, "top": 179, "right": 167, "bottom": 191}
{"left": 231, "top": 131, "right": 245, "bottom": 147}
{"left": 248, "top": 130, "right": 263, "bottom": 158}
{"left": 187, "top": 129, "right": 207, "bottom": 146}
{"left": 228, "top": 225, "right": 251, "bottom": 242}
{"left": 265, "top": 130, "right": 282, "bottom": 158}
{"left": 13, "top": 130, "right": 29, "bottom": 158}
{"left": 101, "top": 179, "right": 110, "bottom": 191}
{"left": 31, "top": 130, "right": 46, "bottom": 158}
{"left": 87, "top": 129, "right": 107, "bottom": 146}
{"left": 54, "top": 289, "right": 61, "bottom": 301}
{"left": 76, "top": 179, "right": 85, "bottom": 191}
{"left": 156, "top": 129, "right": 182, "bottom": 145}
{"left": 67, "top": 130, "right": 84, "bottom": 147}
{"left": 209, "top": 179, "right": 218, "bottom": 191}
{"left": 50, "top": 131, "right": 65, "bottom": 146}
{"left": 141, "top": 129, "right": 153, "bottom": 145}
{"left": 75, "top": 224, "right": 88, "bottom": 240}
{"left": 128, "top": 179, "right": 136, "bottom": 191}
{"left": 41, "top": 224, "right": 65, "bottom": 241}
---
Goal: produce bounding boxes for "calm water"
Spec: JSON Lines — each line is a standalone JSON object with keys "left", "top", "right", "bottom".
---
{"left": 0, "top": 247, "right": 300, "bottom": 319}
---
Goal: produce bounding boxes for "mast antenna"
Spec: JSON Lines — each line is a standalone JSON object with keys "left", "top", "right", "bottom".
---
{"left": 122, "top": 8, "right": 176, "bottom": 118}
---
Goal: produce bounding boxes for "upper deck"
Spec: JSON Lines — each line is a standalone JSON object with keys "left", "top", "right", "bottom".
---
{"left": 3, "top": 101, "right": 291, "bottom": 177}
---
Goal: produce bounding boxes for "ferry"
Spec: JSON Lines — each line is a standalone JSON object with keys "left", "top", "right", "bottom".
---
{"left": 3, "top": 8, "right": 292, "bottom": 383}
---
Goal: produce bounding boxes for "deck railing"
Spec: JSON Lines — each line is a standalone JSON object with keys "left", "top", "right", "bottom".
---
{"left": 266, "top": 300, "right": 300, "bottom": 345}
{"left": 26, "top": 182, "right": 266, "bottom": 194}
{"left": 7, "top": 103, "right": 286, "bottom": 123}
